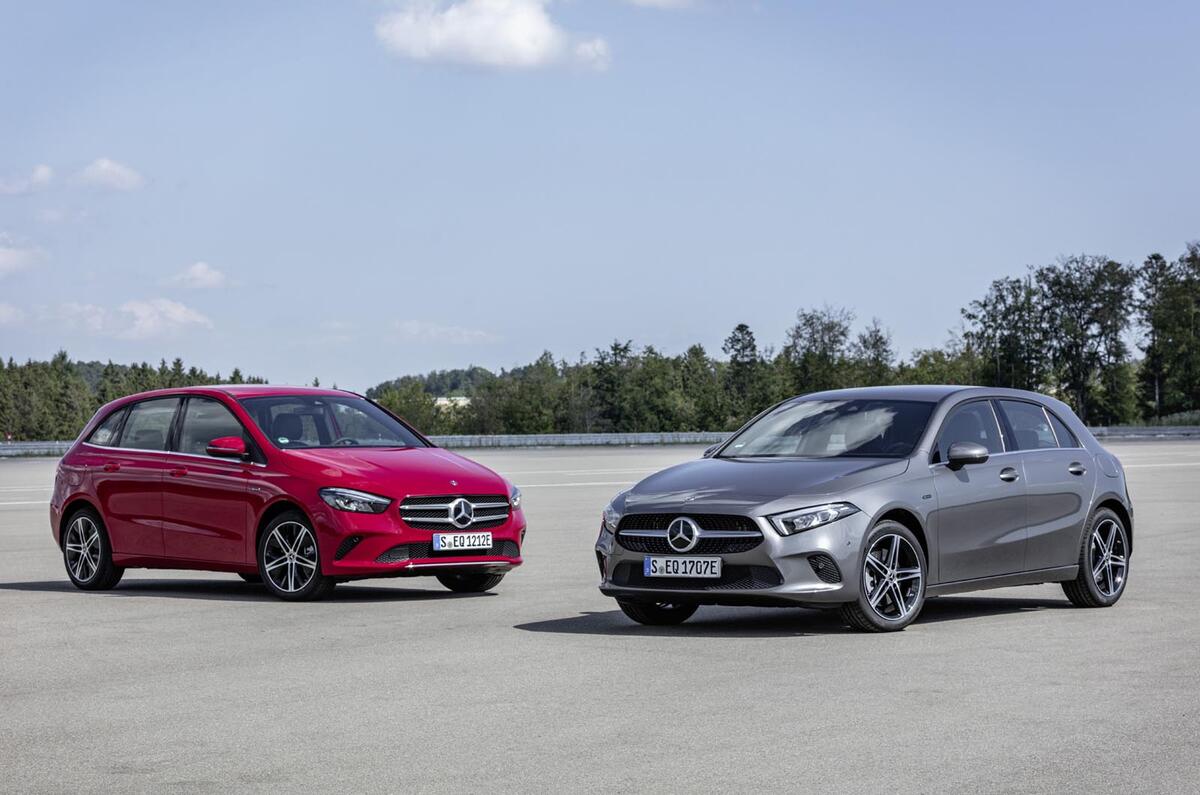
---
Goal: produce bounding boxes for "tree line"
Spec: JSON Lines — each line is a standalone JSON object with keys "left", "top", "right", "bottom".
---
{"left": 2, "top": 242, "right": 1197, "bottom": 441}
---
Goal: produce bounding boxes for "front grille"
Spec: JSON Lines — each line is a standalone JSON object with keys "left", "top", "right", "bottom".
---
{"left": 615, "top": 513, "right": 762, "bottom": 555}
{"left": 618, "top": 514, "right": 758, "bottom": 533}
{"left": 334, "top": 536, "right": 362, "bottom": 560}
{"left": 610, "top": 561, "right": 782, "bottom": 591}
{"left": 376, "top": 539, "right": 520, "bottom": 564}
{"left": 808, "top": 553, "right": 842, "bottom": 584}
{"left": 399, "top": 494, "right": 510, "bottom": 530}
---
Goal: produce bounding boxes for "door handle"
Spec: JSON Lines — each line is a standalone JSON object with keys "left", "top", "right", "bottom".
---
{"left": 999, "top": 467, "right": 1020, "bottom": 483}
{"left": 102, "top": 462, "right": 120, "bottom": 473}
{"left": 1068, "top": 462, "right": 1087, "bottom": 476}
{"left": 169, "top": 468, "right": 188, "bottom": 478}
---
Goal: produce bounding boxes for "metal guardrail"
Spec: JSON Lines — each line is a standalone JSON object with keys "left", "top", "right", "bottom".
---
{"left": 2, "top": 427, "right": 1198, "bottom": 457}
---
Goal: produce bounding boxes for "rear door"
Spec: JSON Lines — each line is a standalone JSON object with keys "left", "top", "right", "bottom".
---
{"left": 98, "top": 397, "right": 181, "bottom": 557}
{"left": 995, "top": 399, "right": 1096, "bottom": 571}
{"left": 930, "top": 399, "right": 1028, "bottom": 582}
{"left": 161, "top": 397, "right": 255, "bottom": 564}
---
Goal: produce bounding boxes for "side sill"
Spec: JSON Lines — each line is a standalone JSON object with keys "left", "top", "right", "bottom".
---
{"left": 927, "top": 565, "right": 1079, "bottom": 597}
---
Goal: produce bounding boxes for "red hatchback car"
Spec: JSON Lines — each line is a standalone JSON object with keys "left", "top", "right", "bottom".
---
{"left": 50, "top": 386, "right": 525, "bottom": 600}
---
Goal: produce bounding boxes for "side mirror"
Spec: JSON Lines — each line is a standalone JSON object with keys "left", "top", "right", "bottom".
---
{"left": 946, "top": 441, "right": 989, "bottom": 470}
{"left": 702, "top": 443, "right": 721, "bottom": 459}
{"left": 206, "top": 436, "right": 248, "bottom": 459}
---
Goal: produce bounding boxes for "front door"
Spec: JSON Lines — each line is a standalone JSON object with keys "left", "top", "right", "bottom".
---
{"left": 161, "top": 397, "right": 253, "bottom": 564}
{"left": 930, "top": 400, "right": 1028, "bottom": 582}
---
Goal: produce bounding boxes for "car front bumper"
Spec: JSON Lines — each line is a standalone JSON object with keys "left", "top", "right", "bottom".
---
{"left": 596, "top": 511, "right": 869, "bottom": 607}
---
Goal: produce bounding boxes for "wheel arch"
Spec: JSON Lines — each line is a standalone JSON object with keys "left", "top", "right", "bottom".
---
{"left": 1095, "top": 495, "right": 1133, "bottom": 553}
{"left": 254, "top": 498, "right": 313, "bottom": 552}
{"left": 873, "top": 507, "right": 930, "bottom": 566}
{"left": 57, "top": 497, "right": 100, "bottom": 548}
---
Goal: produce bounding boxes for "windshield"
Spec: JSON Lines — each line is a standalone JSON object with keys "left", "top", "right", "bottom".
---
{"left": 719, "top": 399, "right": 934, "bottom": 459}
{"left": 240, "top": 395, "right": 426, "bottom": 450}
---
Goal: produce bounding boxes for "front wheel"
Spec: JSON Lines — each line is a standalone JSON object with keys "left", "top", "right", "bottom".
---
{"left": 62, "top": 507, "right": 124, "bottom": 591}
{"left": 257, "top": 512, "right": 334, "bottom": 601}
{"left": 1062, "top": 508, "right": 1129, "bottom": 607}
{"left": 840, "top": 521, "right": 927, "bottom": 632}
{"left": 437, "top": 572, "right": 506, "bottom": 593}
{"left": 617, "top": 599, "right": 698, "bottom": 626}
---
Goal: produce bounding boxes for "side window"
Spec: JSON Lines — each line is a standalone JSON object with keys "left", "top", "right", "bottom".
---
{"left": 1047, "top": 411, "right": 1080, "bottom": 448}
{"left": 265, "top": 403, "right": 327, "bottom": 448}
{"left": 178, "top": 398, "right": 245, "bottom": 456}
{"left": 936, "top": 401, "right": 1003, "bottom": 461}
{"left": 997, "top": 400, "right": 1058, "bottom": 450}
{"left": 116, "top": 398, "right": 180, "bottom": 451}
{"left": 86, "top": 408, "right": 127, "bottom": 446}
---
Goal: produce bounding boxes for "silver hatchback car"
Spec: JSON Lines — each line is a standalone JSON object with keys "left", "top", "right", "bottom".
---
{"left": 595, "top": 386, "right": 1133, "bottom": 632}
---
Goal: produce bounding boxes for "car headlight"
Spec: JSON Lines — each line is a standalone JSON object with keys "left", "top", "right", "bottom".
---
{"left": 509, "top": 485, "right": 522, "bottom": 510}
{"left": 319, "top": 487, "right": 391, "bottom": 514}
{"left": 601, "top": 504, "right": 620, "bottom": 534}
{"left": 769, "top": 502, "right": 859, "bottom": 536}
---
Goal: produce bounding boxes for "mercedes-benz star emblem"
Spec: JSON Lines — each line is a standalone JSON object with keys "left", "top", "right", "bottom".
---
{"left": 667, "top": 516, "right": 700, "bottom": 553}
{"left": 449, "top": 497, "right": 474, "bottom": 529}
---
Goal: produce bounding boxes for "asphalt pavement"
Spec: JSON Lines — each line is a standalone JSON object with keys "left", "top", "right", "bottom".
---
{"left": 0, "top": 442, "right": 1197, "bottom": 793}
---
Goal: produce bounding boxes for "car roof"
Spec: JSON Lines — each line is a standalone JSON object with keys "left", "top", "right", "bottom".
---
{"left": 110, "top": 384, "right": 359, "bottom": 403}
{"left": 791, "top": 385, "right": 1059, "bottom": 404}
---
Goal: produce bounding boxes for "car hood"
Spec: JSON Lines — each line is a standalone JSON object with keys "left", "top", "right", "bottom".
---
{"left": 623, "top": 456, "right": 909, "bottom": 515}
{"left": 283, "top": 446, "right": 509, "bottom": 497}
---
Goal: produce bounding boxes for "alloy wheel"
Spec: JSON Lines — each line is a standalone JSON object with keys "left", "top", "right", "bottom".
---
{"left": 263, "top": 521, "right": 318, "bottom": 593}
{"left": 863, "top": 533, "right": 923, "bottom": 622}
{"left": 1089, "top": 518, "right": 1128, "bottom": 598}
{"left": 64, "top": 515, "right": 101, "bottom": 584}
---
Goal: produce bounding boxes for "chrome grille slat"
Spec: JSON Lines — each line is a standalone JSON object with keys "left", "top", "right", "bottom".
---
{"left": 399, "top": 494, "right": 511, "bottom": 530}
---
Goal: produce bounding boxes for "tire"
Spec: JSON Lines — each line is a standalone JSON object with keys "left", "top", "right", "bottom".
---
{"left": 839, "top": 521, "right": 927, "bottom": 632}
{"left": 616, "top": 599, "right": 698, "bottom": 626}
{"left": 257, "top": 511, "right": 334, "bottom": 601}
{"left": 237, "top": 573, "right": 262, "bottom": 584}
{"left": 1062, "top": 508, "right": 1129, "bottom": 608}
{"left": 437, "top": 572, "right": 506, "bottom": 593}
{"left": 62, "top": 506, "right": 124, "bottom": 591}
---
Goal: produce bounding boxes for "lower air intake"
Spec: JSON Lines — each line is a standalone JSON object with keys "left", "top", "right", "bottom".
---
{"left": 808, "top": 553, "right": 842, "bottom": 584}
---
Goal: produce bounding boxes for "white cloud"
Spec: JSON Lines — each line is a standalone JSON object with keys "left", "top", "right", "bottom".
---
{"left": 0, "top": 234, "right": 45, "bottom": 278}
{"left": 170, "top": 261, "right": 227, "bottom": 289}
{"left": 0, "top": 164, "right": 53, "bottom": 196}
{"left": 396, "top": 319, "right": 499, "bottom": 344}
{"left": 0, "top": 303, "right": 24, "bottom": 326}
{"left": 624, "top": 0, "right": 692, "bottom": 7}
{"left": 118, "top": 299, "right": 212, "bottom": 339}
{"left": 78, "top": 158, "right": 145, "bottom": 191}
{"left": 375, "top": 0, "right": 609, "bottom": 71}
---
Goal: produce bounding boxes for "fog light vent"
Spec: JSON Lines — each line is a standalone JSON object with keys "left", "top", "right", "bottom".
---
{"left": 334, "top": 536, "right": 362, "bottom": 560}
{"left": 808, "top": 553, "right": 842, "bottom": 584}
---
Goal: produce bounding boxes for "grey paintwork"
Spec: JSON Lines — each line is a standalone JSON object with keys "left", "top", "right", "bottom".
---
{"left": 596, "top": 385, "right": 1133, "bottom": 607}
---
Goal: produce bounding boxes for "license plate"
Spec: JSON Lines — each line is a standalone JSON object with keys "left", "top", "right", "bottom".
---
{"left": 643, "top": 556, "right": 722, "bottom": 578}
{"left": 433, "top": 532, "right": 493, "bottom": 551}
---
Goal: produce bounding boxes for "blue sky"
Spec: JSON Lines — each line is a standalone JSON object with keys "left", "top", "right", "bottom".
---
{"left": 2, "top": 0, "right": 1198, "bottom": 390}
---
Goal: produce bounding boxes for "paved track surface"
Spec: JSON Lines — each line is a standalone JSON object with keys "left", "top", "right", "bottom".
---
{"left": 1, "top": 442, "right": 1197, "bottom": 793}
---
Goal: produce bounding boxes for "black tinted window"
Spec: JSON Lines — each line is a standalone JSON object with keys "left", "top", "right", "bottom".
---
{"left": 998, "top": 400, "right": 1058, "bottom": 450}
{"left": 86, "top": 408, "right": 126, "bottom": 446}
{"left": 937, "top": 402, "right": 1003, "bottom": 460}
{"left": 117, "top": 398, "right": 180, "bottom": 451}
{"left": 1047, "top": 411, "right": 1080, "bottom": 448}
{"left": 178, "top": 398, "right": 245, "bottom": 456}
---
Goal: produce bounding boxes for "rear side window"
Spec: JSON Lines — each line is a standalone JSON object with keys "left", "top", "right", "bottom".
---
{"left": 177, "top": 398, "right": 246, "bottom": 456}
{"left": 86, "top": 409, "right": 126, "bottom": 446}
{"left": 997, "top": 400, "right": 1058, "bottom": 450}
{"left": 935, "top": 401, "right": 1004, "bottom": 461}
{"left": 117, "top": 398, "right": 180, "bottom": 451}
{"left": 1047, "top": 411, "right": 1080, "bottom": 448}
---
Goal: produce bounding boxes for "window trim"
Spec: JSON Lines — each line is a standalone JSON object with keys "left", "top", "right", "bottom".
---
{"left": 109, "top": 396, "right": 184, "bottom": 453}
{"left": 1045, "top": 408, "right": 1081, "bottom": 448}
{"left": 85, "top": 405, "right": 130, "bottom": 447}
{"left": 930, "top": 398, "right": 1008, "bottom": 464}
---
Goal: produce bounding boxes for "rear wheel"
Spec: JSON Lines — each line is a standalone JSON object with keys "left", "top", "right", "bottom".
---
{"left": 617, "top": 599, "right": 698, "bottom": 626}
{"left": 1062, "top": 508, "right": 1129, "bottom": 607}
{"left": 62, "top": 507, "right": 124, "bottom": 591}
{"left": 437, "top": 572, "right": 506, "bottom": 593}
{"left": 840, "top": 521, "right": 926, "bottom": 632}
{"left": 257, "top": 512, "right": 334, "bottom": 601}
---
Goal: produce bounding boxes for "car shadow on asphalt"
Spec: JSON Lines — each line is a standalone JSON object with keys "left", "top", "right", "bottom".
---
{"left": 514, "top": 595, "right": 1071, "bottom": 638}
{"left": 0, "top": 579, "right": 494, "bottom": 603}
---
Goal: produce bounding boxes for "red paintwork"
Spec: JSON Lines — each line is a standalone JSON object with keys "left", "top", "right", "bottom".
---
{"left": 50, "top": 386, "right": 525, "bottom": 579}
{"left": 205, "top": 436, "right": 246, "bottom": 458}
